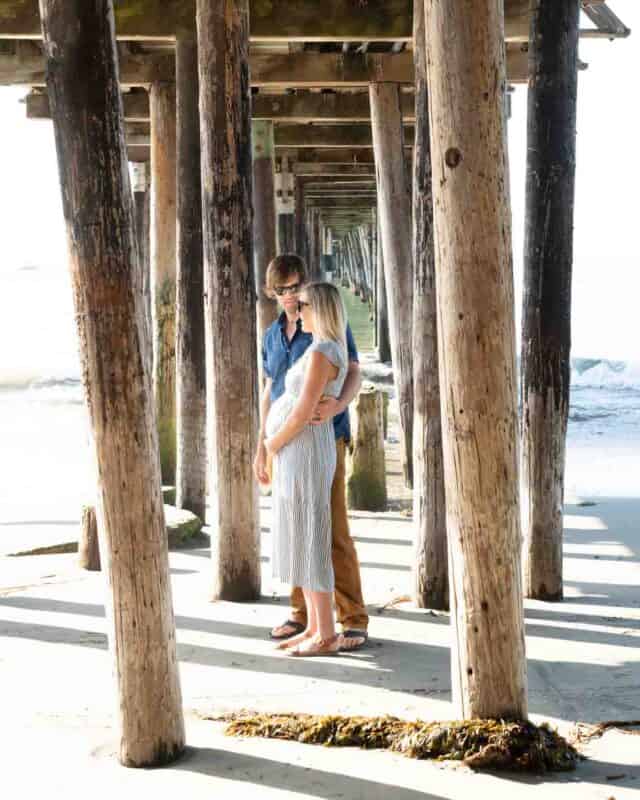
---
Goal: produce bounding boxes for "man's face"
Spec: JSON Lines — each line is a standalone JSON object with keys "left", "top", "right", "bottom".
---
{"left": 273, "top": 273, "right": 303, "bottom": 316}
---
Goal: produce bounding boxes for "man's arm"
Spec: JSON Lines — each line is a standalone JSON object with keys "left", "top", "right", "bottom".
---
{"left": 311, "top": 359, "right": 361, "bottom": 423}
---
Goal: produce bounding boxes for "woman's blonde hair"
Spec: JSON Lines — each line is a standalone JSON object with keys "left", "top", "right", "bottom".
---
{"left": 303, "top": 282, "right": 347, "bottom": 359}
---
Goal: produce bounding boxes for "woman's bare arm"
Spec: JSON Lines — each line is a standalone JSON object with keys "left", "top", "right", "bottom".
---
{"left": 266, "top": 352, "right": 336, "bottom": 454}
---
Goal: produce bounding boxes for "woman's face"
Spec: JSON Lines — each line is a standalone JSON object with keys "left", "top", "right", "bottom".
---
{"left": 298, "top": 293, "right": 315, "bottom": 335}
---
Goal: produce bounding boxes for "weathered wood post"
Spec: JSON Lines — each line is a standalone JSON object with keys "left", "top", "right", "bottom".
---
{"left": 197, "top": 0, "right": 260, "bottom": 601}
{"left": 252, "top": 120, "right": 279, "bottom": 336}
{"left": 78, "top": 505, "right": 100, "bottom": 571}
{"left": 424, "top": 0, "right": 528, "bottom": 719}
{"left": 412, "top": 0, "right": 447, "bottom": 610}
{"left": 40, "top": 0, "right": 185, "bottom": 765}
{"left": 176, "top": 32, "right": 207, "bottom": 521}
{"left": 150, "top": 79, "right": 178, "bottom": 485}
{"left": 294, "top": 176, "right": 305, "bottom": 255}
{"left": 347, "top": 385, "right": 387, "bottom": 511}
{"left": 370, "top": 81, "right": 414, "bottom": 487}
{"left": 376, "top": 221, "right": 391, "bottom": 362}
{"left": 131, "top": 160, "right": 152, "bottom": 359}
{"left": 521, "top": 0, "right": 580, "bottom": 602}
{"left": 276, "top": 160, "right": 295, "bottom": 253}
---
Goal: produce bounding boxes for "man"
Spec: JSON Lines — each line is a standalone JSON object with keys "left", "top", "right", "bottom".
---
{"left": 253, "top": 254, "right": 369, "bottom": 649}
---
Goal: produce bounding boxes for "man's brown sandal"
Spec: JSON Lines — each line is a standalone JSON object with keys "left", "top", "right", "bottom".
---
{"left": 289, "top": 633, "right": 341, "bottom": 658}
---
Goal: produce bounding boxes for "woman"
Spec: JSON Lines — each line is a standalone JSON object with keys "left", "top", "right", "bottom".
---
{"left": 263, "top": 282, "right": 348, "bottom": 657}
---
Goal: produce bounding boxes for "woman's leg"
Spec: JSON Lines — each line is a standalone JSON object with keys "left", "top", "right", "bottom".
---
{"left": 290, "top": 590, "right": 340, "bottom": 656}
{"left": 276, "top": 588, "right": 316, "bottom": 649}
{"left": 312, "top": 591, "right": 335, "bottom": 640}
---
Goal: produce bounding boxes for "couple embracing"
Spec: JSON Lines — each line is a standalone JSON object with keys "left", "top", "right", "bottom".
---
{"left": 253, "top": 254, "right": 369, "bottom": 657}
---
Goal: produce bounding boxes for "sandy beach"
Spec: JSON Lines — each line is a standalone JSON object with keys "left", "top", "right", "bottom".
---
{"left": 1, "top": 376, "right": 639, "bottom": 798}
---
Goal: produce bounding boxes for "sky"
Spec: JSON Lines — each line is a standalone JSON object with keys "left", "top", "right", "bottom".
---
{"left": 0, "top": 2, "right": 638, "bottom": 366}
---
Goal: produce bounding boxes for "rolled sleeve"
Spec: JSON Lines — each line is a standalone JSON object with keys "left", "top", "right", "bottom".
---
{"left": 346, "top": 323, "right": 359, "bottom": 363}
{"left": 261, "top": 334, "right": 272, "bottom": 379}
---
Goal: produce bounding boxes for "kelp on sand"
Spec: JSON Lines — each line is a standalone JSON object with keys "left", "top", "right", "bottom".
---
{"left": 212, "top": 712, "right": 580, "bottom": 772}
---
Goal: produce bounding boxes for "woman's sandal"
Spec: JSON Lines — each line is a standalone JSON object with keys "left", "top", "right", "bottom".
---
{"left": 289, "top": 633, "right": 341, "bottom": 658}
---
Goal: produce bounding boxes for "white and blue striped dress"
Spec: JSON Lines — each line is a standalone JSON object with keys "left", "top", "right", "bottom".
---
{"left": 266, "top": 339, "right": 347, "bottom": 592}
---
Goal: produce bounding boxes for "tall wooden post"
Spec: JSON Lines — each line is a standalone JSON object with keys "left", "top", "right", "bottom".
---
{"left": 376, "top": 222, "right": 391, "bottom": 362}
{"left": 370, "top": 82, "right": 414, "bottom": 487}
{"left": 40, "top": 0, "right": 185, "bottom": 766}
{"left": 196, "top": 0, "right": 260, "bottom": 601}
{"left": 294, "top": 177, "right": 305, "bottom": 255}
{"left": 252, "top": 120, "right": 279, "bottom": 336}
{"left": 424, "top": 0, "right": 528, "bottom": 719}
{"left": 521, "top": 0, "right": 580, "bottom": 602}
{"left": 176, "top": 33, "right": 207, "bottom": 522}
{"left": 276, "top": 163, "right": 295, "bottom": 253}
{"left": 150, "top": 80, "right": 177, "bottom": 485}
{"left": 412, "top": 0, "right": 447, "bottom": 611}
{"left": 131, "top": 161, "right": 151, "bottom": 359}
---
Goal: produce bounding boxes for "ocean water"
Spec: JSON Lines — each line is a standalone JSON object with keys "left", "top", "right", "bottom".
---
{"left": 1, "top": 268, "right": 639, "bottom": 528}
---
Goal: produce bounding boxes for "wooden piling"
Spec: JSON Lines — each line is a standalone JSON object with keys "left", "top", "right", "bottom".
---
{"left": 78, "top": 505, "right": 101, "bottom": 571}
{"left": 176, "top": 33, "right": 207, "bottom": 522}
{"left": 196, "top": 0, "right": 260, "bottom": 601}
{"left": 424, "top": 0, "right": 527, "bottom": 720}
{"left": 376, "top": 221, "right": 391, "bottom": 362}
{"left": 40, "top": 0, "right": 185, "bottom": 765}
{"left": 150, "top": 79, "right": 177, "bottom": 484}
{"left": 521, "top": 0, "right": 580, "bottom": 602}
{"left": 412, "top": 0, "right": 447, "bottom": 611}
{"left": 369, "top": 81, "right": 414, "bottom": 487}
{"left": 252, "top": 120, "right": 279, "bottom": 336}
{"left": 347, "top": 385, "right": 387, "bottom": 511}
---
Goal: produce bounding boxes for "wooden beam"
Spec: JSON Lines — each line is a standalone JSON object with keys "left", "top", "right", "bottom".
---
{"left": 275, "top": 124, "right": 414, "bottom": 148}
{"left": 0, "top": 40, "right": 531, "bottom": 86}
{"left": 111, "top": 122, "right": 416, "bottom": 149}
{"left": 288, "top": 162, "right": 375, "bottom": 176}
{"left": 0, "top": 1, "right": 532, "bottom": 42}
{"left": 253, "top": 91, "right": 416, "bottom": 122}
{"left": 0, "top": 40, "right": 174, "bottom": 86}
{"left": 27, "top": 87, "right": 150, "bottom": 120}
{"left": 27, "top": 87, "right": 416, "bottom": 123}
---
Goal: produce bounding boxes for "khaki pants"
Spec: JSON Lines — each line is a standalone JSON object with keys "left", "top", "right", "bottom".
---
{"left": 290, "top": 437, "right": 369, "bottom": 631}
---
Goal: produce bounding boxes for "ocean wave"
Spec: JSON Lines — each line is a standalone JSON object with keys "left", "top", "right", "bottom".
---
{"left": 0, "top": 369, "right": 81, "bottom": 392}
{"left": 570, "top": 359, "right": 640, "bottom": 390}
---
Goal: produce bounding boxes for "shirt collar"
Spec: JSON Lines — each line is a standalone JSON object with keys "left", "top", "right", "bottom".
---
{"left": 278, "top": 311, "right": 303, "bottom": 332}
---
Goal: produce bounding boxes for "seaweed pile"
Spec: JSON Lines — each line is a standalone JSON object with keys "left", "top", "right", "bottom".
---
{"left": 220, "top": 712, "right": 579, "bottom": 772}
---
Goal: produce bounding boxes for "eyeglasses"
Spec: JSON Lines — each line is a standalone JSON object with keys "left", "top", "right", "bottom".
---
{"left": 297, "top": 300, "right": 310, "bottom": 313}
{"left": 273, "top": 282, "right": 301, "bottom": 297}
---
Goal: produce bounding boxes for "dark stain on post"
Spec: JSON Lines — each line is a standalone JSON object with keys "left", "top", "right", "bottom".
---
{"left": 445, "top": 147, "right": 462, "bottom": 168}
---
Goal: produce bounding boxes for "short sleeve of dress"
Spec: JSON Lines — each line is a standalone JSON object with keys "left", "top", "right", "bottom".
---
{"left": 311, "top": 339, "right": 346, "bottom": 370}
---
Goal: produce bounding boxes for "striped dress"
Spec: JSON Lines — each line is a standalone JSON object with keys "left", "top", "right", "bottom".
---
{"left": 265, "top": 339, "right": 347, "bottom": 592}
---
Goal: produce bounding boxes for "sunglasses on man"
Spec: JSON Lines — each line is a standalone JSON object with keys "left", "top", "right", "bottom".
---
{"left": 273, "top": 282, "right": 301, "bottom": 297}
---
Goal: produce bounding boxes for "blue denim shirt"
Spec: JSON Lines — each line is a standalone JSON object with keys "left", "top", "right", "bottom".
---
{"left": 262, "top": 312, "right": 358, "bottom": 441}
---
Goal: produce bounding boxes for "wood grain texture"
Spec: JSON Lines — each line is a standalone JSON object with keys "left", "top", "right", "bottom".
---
{"left": 370, "top": 81, "right": 414, "bottom": 488}
{"left": 412, "top": 0, "right": 447, "bottom": 612}
{"left": 424, "top": 0, "right": 527, "bottom": 719}
{"left": 176, "top": 34, "right": 207, "bottom": 521}
{"left": 39, "top": 0, "right": 185, "bottom": 765}
{"left": 197, "top": 0, "right": 260, "bottom": 601}
{"left": 521, "top": 0, "right": 580, "bottom": 601}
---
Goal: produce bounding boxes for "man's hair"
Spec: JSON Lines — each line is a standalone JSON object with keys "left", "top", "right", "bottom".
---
{"left": 264, "top": 254, "right": 307, "bottom": 298}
